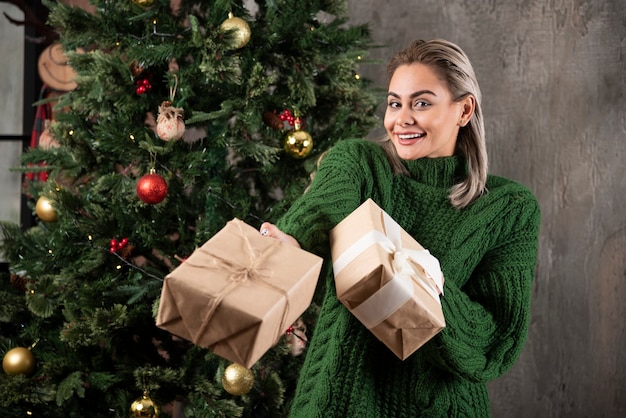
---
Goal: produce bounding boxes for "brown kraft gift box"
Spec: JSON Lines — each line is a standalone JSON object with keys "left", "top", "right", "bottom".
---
{"left": 329, "top": 199, "right": 445, "bottom": 360}
{"left": 156, "top": 218, "right": 323, "bottom": 368}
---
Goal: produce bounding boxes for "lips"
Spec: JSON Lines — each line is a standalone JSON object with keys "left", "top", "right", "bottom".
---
{"left": 395, "top": 132, "right": 425, "bottom": 145}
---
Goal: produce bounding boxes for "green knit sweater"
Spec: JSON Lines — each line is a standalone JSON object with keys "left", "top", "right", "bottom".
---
{"left": 276, "top": 139, "right": 541, "bottom": 417}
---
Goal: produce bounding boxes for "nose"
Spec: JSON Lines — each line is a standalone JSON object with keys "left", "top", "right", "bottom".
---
{"left": 395, "top": 108, "right": 415, "bottom": 127}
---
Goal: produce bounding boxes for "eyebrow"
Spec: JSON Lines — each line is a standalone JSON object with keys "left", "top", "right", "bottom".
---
{"left": 387, "top": 89, "right": 437, "bottom": 99}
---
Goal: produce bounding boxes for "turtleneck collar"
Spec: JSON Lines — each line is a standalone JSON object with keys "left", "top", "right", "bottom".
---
{"left": 401, "top": 155, "right": 466, "bottom": 188}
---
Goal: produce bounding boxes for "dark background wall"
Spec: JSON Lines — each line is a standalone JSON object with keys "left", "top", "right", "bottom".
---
{"left": 346, "top": 1, "right": 625, "bottom": 417}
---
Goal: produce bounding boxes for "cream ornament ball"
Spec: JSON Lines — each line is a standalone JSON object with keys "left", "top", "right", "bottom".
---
{"left": 156, "top": 101, "right": 185, "bottom": 141}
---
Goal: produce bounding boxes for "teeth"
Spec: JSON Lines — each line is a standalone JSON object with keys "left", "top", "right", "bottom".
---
{"left": 398, "top": 133, "right": 423, "bottom": 139}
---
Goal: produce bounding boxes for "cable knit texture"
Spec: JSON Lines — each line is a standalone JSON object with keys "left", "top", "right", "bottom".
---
{"left": 276, "top": 139, "right": 541, "bottom": 418}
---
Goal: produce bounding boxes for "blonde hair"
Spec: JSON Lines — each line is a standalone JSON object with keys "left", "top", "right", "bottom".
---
{"left": 380, "top": 39, "right": 488, "bottom": 209}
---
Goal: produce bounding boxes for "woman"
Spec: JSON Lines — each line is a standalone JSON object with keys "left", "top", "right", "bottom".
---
{"left": 261, "top": 39, "right": 540, "bottom": 417}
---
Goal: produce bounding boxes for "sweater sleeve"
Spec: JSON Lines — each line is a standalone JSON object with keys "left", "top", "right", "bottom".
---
{"left": 424, "top": 191, "right": 541, "bottom": 383}
{"left": 276, "top": 140, "right": 388, "bottom": 256}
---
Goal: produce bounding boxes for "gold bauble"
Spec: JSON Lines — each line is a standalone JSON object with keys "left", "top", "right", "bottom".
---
{"left": 130, "top": 391, "right": 159, "bottom": 417}
{"left": 132, "top": 0, "right": 155, "bottom": 7}
{"left": 220, "top": 12, "right": 251, "bottom": 49}
{"left": 222, "top": 363, "right": 254, "bottom": 396}
{"left": 284, "top": 129, "right": 314, "bottom": 159}
{"left": 2, "top": 347, "right": 36, "bottom": 376}
{"left": 35, "top": 196, "right": 58, "bottom": 222}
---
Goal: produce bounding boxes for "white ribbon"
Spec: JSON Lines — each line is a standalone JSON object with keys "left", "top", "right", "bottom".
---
{"left": 333, "top": 211, "right": 444, "bottom": 329}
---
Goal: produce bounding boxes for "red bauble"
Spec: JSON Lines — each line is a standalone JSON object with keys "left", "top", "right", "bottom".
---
{"left": 136, "top": 172, "right": 168, "bottom": 204}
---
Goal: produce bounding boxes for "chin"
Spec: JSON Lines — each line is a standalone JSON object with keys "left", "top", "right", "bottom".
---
{"left": 393, "top": 146, "right": 422, "bottom": 161}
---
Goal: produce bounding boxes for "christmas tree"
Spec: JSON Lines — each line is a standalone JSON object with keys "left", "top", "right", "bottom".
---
{"left": 0, "top": 0, "right": 379, "bottom": 416}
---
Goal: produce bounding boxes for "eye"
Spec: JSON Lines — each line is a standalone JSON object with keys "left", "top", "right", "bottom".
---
{"left": 414, "top": 100, "right": 430, "bottom": 108}
{"left": 387, "top": 100, "right": 401, "bottom": 109}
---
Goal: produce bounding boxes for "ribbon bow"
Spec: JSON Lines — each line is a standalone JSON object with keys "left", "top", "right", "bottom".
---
{"left": 333, "top": 210, "right": 444, "bottom": 329}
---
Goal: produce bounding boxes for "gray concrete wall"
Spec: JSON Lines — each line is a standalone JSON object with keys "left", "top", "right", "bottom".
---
{"left": 346, "top": 1, "right": 625, "bottom": 417}
{"left": 0, "top": 3, "right": 25, "bottom": 262}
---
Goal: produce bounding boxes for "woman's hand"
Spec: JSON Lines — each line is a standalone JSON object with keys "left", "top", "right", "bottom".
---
{"left": 260, "top": 222, "right": 301, "bottom": 249}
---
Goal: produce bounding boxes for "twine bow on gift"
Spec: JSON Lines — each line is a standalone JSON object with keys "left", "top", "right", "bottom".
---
{"left": 332, "top": 210, "right": 444, "bottom": 329}
{"left": 185, "top": 221, "right": 291, "bottom": 345}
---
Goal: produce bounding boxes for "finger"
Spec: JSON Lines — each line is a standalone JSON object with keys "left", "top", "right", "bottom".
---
{"left": 259, "top": 223, "right": 301, "bottom": 248}
{"left": 259, "top": 222, "right": 273, "bottom": 237}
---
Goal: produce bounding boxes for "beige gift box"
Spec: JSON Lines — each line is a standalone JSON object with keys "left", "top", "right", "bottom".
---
{"left": 156, "top": 218, "right": 323, "bottom": 368}
{"left": 330, "top": 199, "right": 445, "bottom": 360}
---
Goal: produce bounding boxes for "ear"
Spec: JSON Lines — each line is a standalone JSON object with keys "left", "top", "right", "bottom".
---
{"left": 458, "top": 95, "right": 476, "bottom": 127}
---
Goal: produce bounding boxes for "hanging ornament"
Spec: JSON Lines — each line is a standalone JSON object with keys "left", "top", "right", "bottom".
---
{"left": 130, "top": 390, "right": 160, "bottom": 417}
{"left": 285, "top": 318, "right": 308, "bottom": 357}
{"left": 130, "top": 61, "right": 146, "bottom": 78}
{"left": 109, "top": 237, "right": 129, "bottom": 253}
{"left": 131, "top": 0, "right": 155, "bottom": 7}
{"left": 10, "top": 274, "right": 32, "bottom": 292}
{"left": 220, "top": 12, "right": 251, "bottom": 49}
{"left": 279, "top": 109, "right": 296, "bottom": 128}
{"left": 2, "top": 346, "right": 36, "bottom": 376}
{"left": 262, "top": 110, "right": 283, "bottom": 130}
{"left": 136, "top": 169, "right": 168, "bottom": 204}
{"left": 39, "top": 120, "right": 61, "bottom": 150}
{"left": 156, "top": 75, "right": 185, "bottom": 141}
{"left": 222, "top": 363, "right": 254, "bottom": 396}
{"left": 156, "top": 101, "right": 185, "bottom": 141}
{"left": 284, "top": 116, "right": 313, "bottom": 159}
{"left": 35, "top": 195, "right": 58, "bottom": 222}
{"left": 136, "top": 77, "right": 153, "bottom": 95}
{"left": 110, "top": 237, "right": 134, "bottom": 259}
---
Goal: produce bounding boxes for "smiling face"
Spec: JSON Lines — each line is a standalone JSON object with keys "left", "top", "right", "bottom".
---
{"left": 384, "top": 63, "right": 474, "bottom": 160}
